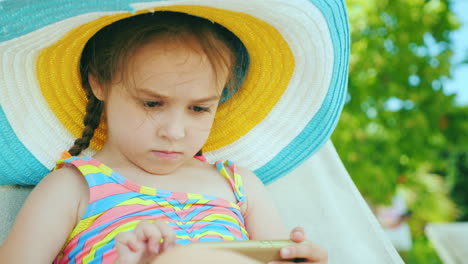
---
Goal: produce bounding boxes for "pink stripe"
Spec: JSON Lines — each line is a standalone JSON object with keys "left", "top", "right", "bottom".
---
{"left": 88, "top": 158, "right": 102, "bottom": 167}
{"left": 70, "top": 158, "right": 90, "bottom": 167}
{"left": 123, "top": 179, "right": 141, "bottom": 192}
{"left": 200, "top": 234, "right": 225, "bottom": 239}
{"left": 181, "top": 221, "right": 244, "bottom": 238}
{"left": 80, "top": 215, "right": 171, "bottom": 252}
{"left": 92, "top": 204, "right": 174, "bottom": 226}
{"left": 89, "top": 183, "right": 132, "bottom": 203}
{"left": 102, "top": 249, "right": 117, "bottom": 264}
{"left": 61, "top": 207, "right": 246, "bottom": 261}
{"left": 63, "top": 214, "right": 172, "bottom": 258}
{"left": 189, "top": 208, "right": 240, "bottom": 222}
{"left": 66, "top": 203, "right": 178, "bottom": 248}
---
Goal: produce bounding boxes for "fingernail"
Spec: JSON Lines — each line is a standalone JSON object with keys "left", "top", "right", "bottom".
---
{"left": 129, "top": 241, "right": 139, "bottom": 252}
{"left": 294, "top": 231, "right": 304, "bottom": 240}
{"left": 281, "top": 247, "right": 291, "bottom": 258}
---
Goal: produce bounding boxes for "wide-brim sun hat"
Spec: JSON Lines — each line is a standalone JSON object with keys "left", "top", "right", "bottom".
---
{"left": 0, "top": 0, "right": 349, "bottom": 185}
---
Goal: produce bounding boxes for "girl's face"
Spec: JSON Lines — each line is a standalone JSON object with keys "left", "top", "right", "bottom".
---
{"left": 95, "top": 37, "right": 227, "bottom": 175}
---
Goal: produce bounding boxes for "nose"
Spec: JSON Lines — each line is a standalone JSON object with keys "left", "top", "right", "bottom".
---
{"left": 157, "top": 110, "right": 185, "bottom": 140}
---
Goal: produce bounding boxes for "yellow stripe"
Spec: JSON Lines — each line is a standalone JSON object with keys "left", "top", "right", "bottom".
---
{"left": 62, "top": 212, "right": 104, "bottom": 251}
{"left": 186, "top": 192, "right": 203, "bottom": 200}
{"left": 38, "top": 6, "right": 294, "bottom": 151}
{"left": 78, "top": 164, "right": 103, "bottom": 175}
{"left": 98, "top": 163, "right": 114, "bottom": 176}
{"left": 117, "top": 197, "right": 158, "bottom": 206}
{"left": 82, "top": 220, "right": 142, "bottom": 263}
{"left": 200, "top": 213, "right": 240, "bottom": 225}
{"left": 176, "top": 231, "right": 235, "bottom": 240}
{"left": 139, "top": 185, "right": 157, "bottom": 196}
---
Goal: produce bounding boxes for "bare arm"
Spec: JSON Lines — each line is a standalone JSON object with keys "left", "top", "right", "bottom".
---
{"left": 239, "top": 167, "right": 289, "bottom": 240}
{"left": 240, "top": 168, "right": 328, "bottom": 263}
{"left": 0, "top": 167, "right": 88, "bottom": 263}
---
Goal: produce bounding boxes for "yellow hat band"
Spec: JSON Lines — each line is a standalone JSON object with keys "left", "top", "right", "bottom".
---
{"left": 37, "top": 5, "right": 294, "bottom": 151}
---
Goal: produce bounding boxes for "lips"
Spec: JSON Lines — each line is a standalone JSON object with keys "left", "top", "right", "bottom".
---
{"left": 151, "top": 150, "right": 182, "bottom": 160}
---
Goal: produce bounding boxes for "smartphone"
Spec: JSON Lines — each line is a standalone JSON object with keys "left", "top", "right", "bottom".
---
{"left": 188, "top": 240, "right": 306, "bottom": 263}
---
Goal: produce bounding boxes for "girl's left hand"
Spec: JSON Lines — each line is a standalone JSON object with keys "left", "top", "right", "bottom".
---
{"left": 269, "top": 227, "right": 328, "bottom": 264}
{"left": 114, "top": 220, "right": 177, "bottom": 264}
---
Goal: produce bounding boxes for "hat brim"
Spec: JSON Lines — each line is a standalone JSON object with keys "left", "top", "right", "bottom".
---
{"left": 0, "top": 0, "right": 349, "bottom": 185}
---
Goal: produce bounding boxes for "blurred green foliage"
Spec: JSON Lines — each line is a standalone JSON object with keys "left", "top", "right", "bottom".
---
{"left": 332, "top": 0, "right": 468, "bottom": 262}
{"left": 399, "top": 236, "right": 443, "bottom": 264}
{"left": 447, "top": 147, "right": 468, "bottom": 220}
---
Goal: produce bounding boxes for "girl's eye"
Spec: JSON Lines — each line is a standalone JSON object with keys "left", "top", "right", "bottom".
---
{"left": 143, "top": 101, "right": 161, "bottom": 108}
{"left": 191, "top": 106, "right": 210, "bottom": 113}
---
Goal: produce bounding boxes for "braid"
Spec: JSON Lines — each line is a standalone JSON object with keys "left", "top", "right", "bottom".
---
{"left": 68, "top": 94, "right": 103, "bottom": 156}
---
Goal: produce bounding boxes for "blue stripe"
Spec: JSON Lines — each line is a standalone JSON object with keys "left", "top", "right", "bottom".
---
{"left": 0, "top": 0, "right": 156, "bottom": 41}
{"left": 84, "top": 193, "right": 141, "bottom": 218}
{"left": 84, "top": 173, "right": 116, "bottom": 187}
{"left": 91, "top": 240, "right": 113, "bottom": 263}
{"left": 256, "top": 0, "right": 349, "bottom": 184}
{"left": 0, "top": 106, "right": 49, "bottom": 185}
{"left": 70, "top": 210, "right": 163, "bottom": 259}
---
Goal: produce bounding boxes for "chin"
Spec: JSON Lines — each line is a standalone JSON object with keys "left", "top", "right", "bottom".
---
{"left": 143, "top": 161, "right": 182, "bottom": 175}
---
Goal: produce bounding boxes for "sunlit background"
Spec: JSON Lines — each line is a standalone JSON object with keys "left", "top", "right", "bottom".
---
{"left": 332, "top": 0, "right": 468, "bottom": 262}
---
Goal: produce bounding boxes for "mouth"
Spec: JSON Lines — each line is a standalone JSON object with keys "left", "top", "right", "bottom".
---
{"left": 151, "top": 150, "right": 182, "bottom": 160}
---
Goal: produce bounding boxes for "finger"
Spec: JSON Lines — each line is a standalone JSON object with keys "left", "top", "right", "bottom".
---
{"left": 115, "top": 232, "right": 141, "bottom": 253}
{"left": 153, "top": 220, "right": 176, "bottom": 251}
{"left": 290, "top": 226, "right": 306, "bottom": 242}
{"left": 134, "top": 220, "right": 162, "bottom": 254}
{"left": 267, "top": 258, "right": 309, "bottom": 264}
{"left": 280, "top": 242, "right": 328, "bottom": 263}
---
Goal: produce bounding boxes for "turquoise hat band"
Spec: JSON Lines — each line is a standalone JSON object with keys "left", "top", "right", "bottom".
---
{"left": 260, "top": 0, "right": 349, "bottom": 184}
{"left": 0, "top": 0, "right": 349, "bottom": 185}
{"left": 0, "top": 107, "right": 49, "bottom": 184}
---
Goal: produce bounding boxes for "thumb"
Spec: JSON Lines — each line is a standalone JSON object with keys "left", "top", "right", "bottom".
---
{"left": 290, "top": 226, "right": 306, "bottom": 242}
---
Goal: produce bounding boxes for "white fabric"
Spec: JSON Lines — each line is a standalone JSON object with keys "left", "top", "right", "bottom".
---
{"left": 266, "top": 141, "right": 404, "bottom": 263}
{"left": 1, "top": 0, "right": 334, "bottom": 172}
{"left": 0, "top": 141, "right": 403, "bottom": 263}
{"left": 0, "top": 12, "right": 120, "bottom": 169}
{"left": 425, "top": 222, "right": 468, "bottom": 264}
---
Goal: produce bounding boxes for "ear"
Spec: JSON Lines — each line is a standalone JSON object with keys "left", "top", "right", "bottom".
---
{"left": 88, "top": 73, "right": 106, "bottom": 101}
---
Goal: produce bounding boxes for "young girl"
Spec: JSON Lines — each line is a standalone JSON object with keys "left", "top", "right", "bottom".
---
{"left": 0, "top": 12, "right": 327, "bottom": 264}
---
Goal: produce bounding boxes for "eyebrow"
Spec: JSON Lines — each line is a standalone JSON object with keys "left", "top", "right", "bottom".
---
{"left": 136, "top": 89, "right": 221, "bottom": 103}
{"left": 191, "top": 95, "right": 221, "bottom": 104}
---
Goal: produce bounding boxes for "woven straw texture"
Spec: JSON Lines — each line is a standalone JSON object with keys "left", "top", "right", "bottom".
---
{"left": 0, "top": 0, "right": 349, "bottom": 185}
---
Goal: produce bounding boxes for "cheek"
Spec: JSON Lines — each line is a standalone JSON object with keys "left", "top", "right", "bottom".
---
{"left": 186, "top": 115, "right": 217, "bottom": 143}
{"left": 191, "top": 117, "right": 215, "bottom": 131}
{"left": 186, "top": 128, "right": 212, "bottom": 150}
{"left": 105, "top": 96, "right": 146, "bottom": 132}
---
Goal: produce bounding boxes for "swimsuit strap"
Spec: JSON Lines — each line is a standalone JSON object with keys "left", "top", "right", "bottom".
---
{"left": 215, "top": 160, "right": 245, "bottom": 203}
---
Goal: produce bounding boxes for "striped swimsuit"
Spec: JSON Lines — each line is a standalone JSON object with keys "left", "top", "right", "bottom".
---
{"left": 53, "top": 156, "right": 249, "bottom": 264}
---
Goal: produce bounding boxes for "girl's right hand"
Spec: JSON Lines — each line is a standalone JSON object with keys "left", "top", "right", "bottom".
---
{"left": 114, "top": 220, "right": 177, "bottom": 264}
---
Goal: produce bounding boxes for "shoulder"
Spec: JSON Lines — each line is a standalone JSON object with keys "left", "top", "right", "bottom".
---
{"left": 235, "top": 166, "right": 288, "bottom": 239}
{"left": 236, "top": 165, "right": 264, "bottom": 190}
{"left": 216, "top": 162, "right": 265, "bottom": 191}
{"left": 0, "top": 165, "right": 89, "bottom": 262}
{"left": 35, "top": 165, "right": 89, "bottom": 221}
{"left": 235, "top": 166, "right": 269, "bottom": 212}
{"left": 41, "top": 165, "right": 88, "bottom": 195}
